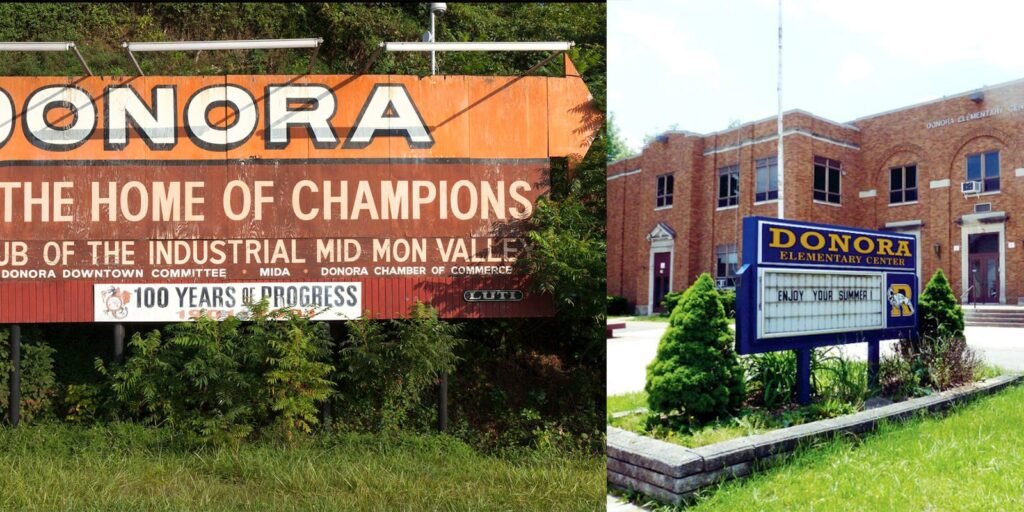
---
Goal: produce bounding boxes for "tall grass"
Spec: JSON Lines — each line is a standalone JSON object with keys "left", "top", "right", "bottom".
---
{"left": 0, "top": 423, "right": 604, "bottom": 511}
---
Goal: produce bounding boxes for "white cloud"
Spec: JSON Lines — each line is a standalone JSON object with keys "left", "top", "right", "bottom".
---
{"left": 793, "top": 0, "right": 1024, "bottom": 74}
{"left": 835, "top": 52, "right": 872, "bottom": 84}
{"left": 610, "top": 3, "right": 721, "bottom": 83}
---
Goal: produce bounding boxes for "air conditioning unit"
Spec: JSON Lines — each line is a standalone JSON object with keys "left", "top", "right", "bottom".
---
{"left": 961, "top": 181, "right": 982, "bottom": 194}
{"left": 974, "top": 203, "right": 992, "bottom": 213}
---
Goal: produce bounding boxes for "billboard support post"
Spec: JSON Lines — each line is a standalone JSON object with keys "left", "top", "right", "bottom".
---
{"left": 796, "top": 348, "right": 810, "bottom": 405}
{"left": 113, "top": 323, "right": 125, "bottom": 364}
{"left": 8, "top": 324, "right": 20, "bottom": 427}
{"left": 438, "top": 371, "right": 449, "bottom": 432}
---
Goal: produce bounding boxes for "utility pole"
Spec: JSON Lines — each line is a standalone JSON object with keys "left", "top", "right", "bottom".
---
{"left": 776, "top": 0, "right": 785, "bottom": 220}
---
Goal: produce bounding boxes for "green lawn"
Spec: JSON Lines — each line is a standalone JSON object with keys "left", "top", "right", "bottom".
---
{"left": 674, "top": 382, "right": 1024, "bottom": 511}
{"left": 0, "top": 423, "right": 604, "bottom": 511}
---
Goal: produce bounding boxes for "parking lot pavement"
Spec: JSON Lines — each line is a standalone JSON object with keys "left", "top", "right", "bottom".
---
{"left": 607, "top": 320, "right": 1024, "bottom": 396}
{"left": 606, "top": 321, "right": 666, "bottom": 396}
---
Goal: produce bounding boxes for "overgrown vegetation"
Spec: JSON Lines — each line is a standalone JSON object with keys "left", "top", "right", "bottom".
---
{"left": 0, "top": 330, "right": 57, "bottom": 424}
{"left": 645, "top": 273, "right": 745, "bottom": 429}
{"left": 332, "top": 302, "right": 462, "bottom": 432}
{"left": 94, "top": 300, "right": 334, "bottom": 445}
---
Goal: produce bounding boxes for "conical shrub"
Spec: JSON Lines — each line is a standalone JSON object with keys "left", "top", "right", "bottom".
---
{"left": 645, "top": 273, "right": 745, "bottom": 427}
{"left": 918, "top": 269, "right": 964, "bottom": 340}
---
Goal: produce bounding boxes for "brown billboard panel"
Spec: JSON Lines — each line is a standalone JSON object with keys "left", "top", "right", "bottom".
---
{"left": 0, "top": 57, "right": 598, "bottom": 322}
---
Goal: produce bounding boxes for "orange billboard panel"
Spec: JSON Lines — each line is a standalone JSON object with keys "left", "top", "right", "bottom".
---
{"left": 0, "top": 65, "right": 599, "bottom": 322}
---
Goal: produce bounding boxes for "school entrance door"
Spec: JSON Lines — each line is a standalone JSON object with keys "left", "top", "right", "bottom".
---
{"left": 652, "top": 252, "right": 671, "bottom": 313}
{"left": 968, "top": 233, "right": 1000, "bottom": 304}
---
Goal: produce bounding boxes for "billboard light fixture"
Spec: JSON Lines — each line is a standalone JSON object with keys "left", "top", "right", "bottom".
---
{"left": 0, "top": 41, "right": 92, "bottom": 76}
{"left": 364, "top": 41, "right": 574, "bottom": 76}
{"left": 122, "top": 38, "right": 323, "bottom": 76}
{"left": 382, "top": 41, "right": 572, "bottom": 52}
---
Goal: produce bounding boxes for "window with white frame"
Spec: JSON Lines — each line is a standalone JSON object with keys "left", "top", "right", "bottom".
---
{"left": 755, "top": 156, "right": 778, "bottom": 202}
{"left": 967, "top": 151, "right": 999, "bottom": 193}
{"left": 718, "top": 164, "right": 739, "bottom": 207}
{"left": 889, "top": 164, "right": 918, "bottom": 204}
{"left": 813, "top": 156, "right": 841, "bottom": 204}
{"left": 715, "top": 244, "right": 738, "bottom": 288}
{"left": 656, "top": 174, "right": 674, "bottom": 208}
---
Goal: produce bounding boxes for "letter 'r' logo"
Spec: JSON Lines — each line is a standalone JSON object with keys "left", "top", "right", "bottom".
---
{"left": 888, "top": 284, "right": 914, "bottom": 317}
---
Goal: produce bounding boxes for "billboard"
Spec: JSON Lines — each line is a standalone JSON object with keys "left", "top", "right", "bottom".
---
{"left": 0, "top": 57, "right": 598, "bottom": 322}
{"left": 736, "top": 217, "right": 918, "bottom": 354}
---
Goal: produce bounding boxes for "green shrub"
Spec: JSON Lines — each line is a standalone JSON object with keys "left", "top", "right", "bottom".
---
{"left": 62, "top": 383, "right": 105, "bottom": 424}
{"left": 645, "top": 273, "right": 745, "bottom": 428}
{"left": 606, "top": 295, "right": 629, "bottom": 316}
{"left": 719, "top": 289, "right": 736, "bottom": 319}
{"left": 98, "top": 300, "right": 334, "bottom": 445}
{"left": 743, "top": 351, "right": 796, "bottom": 409}
{"left": 892, "top": 270, "right": 976, "bottom": 393}
{"left": 878, "top": 353, "right": 923, "bottom": 401}
{"left": 332, "top": 302, "right": 463, "bottom": 432}
{"left": 0, "top": 331, "right": 57, "bottom": 424}
{"left": 918, "top": 335, "right": 981, "bottom": 391}
{"left": 814, "top": 350, "right": 867, "bottom": 408}
{"left": 660, "top": 291, "right": 683, "bottom": 315}
{"left": 918, "top": 269, "right": 964, "bottom": 342}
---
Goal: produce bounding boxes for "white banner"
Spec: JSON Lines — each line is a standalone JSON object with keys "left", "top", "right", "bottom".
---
{"left": 759, "top": 270, "right": 884, "bottom": 338}
{"left": 93, "top": 282, "right": 362, "bottom": 322}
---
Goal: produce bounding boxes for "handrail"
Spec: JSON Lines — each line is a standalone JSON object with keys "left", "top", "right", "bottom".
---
{"left": 961, "top": 285, "right": 975, "bottom": 308}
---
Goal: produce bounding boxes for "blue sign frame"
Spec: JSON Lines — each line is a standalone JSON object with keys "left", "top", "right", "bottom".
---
{"left": 736, "top": 216, "right": 919, "bottom": 355}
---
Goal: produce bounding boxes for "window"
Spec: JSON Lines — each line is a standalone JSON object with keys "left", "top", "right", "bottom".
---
{"left": 813, "top": 156, "right": 841, "bottom": 204}
{"left": 715, "top": 244, "right": 738, "bottom": 288}
{"left": 718, "top": 164, "right": 739, "bottom": 207}
{"left": 755, "top": 156, "right": 778, "bottom": 202}
{"left": 656, "top": 174, "right": 674, "bottom": 208}
{"left": 967, "top": 151, "right": 1000, "bottom": 193}
{"left": 889, "top": 164, "right": 918, "bottom": 204}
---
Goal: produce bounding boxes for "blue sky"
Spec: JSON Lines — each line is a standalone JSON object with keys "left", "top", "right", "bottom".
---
{"left": 609, "top": 0, "right": 1024, "bottom": 153}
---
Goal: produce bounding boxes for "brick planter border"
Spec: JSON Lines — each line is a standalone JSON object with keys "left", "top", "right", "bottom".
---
{"left": 607, "top": 374, "right": 1021, "bottom": 505}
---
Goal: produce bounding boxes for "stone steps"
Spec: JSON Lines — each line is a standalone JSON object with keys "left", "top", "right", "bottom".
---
{"left": 963, "top": 306, "right": 1024, "bottom": 328}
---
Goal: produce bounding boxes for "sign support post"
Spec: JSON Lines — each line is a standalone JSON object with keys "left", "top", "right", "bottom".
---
{"left": 867, "top": 340, "right": 880, "bottom": 390}
{"left": 796, "top": 348, "right": 811, "bottom": 405}
{"left": 8, "top": 324, "right": 20, "bottom": 427}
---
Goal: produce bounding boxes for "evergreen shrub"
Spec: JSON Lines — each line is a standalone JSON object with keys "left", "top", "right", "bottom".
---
{"left": 645, "top": 273, "right": 745, "bottom": 428}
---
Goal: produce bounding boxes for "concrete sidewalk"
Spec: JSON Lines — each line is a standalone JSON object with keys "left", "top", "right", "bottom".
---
{"left": 606, "top": 495, "right": 648, "bottom": 511}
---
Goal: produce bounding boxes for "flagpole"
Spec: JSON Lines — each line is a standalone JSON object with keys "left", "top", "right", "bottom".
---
{"left": 776, "top": 0, "right": 785, "bottom": 220}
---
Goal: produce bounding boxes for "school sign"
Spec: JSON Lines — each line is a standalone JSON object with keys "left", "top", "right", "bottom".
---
{"left": 0, "top": 57, "right": 598, "bottom": 322}
{"left": 736, "top": 217, "right": 919, "bottom": 354}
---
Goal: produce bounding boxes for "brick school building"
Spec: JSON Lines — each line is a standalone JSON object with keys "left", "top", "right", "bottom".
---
{"left": 608, "top": 79, "right": 1024, "bottom": 314}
